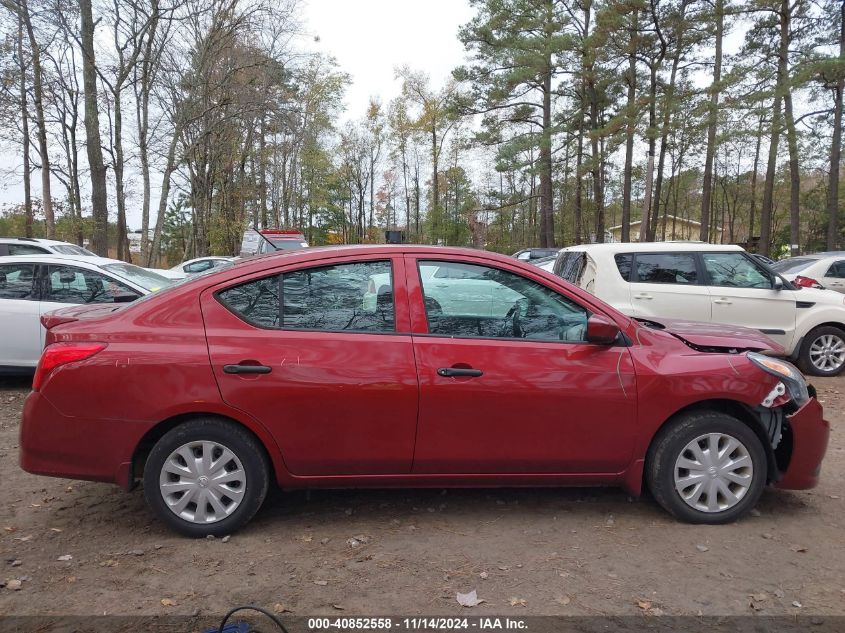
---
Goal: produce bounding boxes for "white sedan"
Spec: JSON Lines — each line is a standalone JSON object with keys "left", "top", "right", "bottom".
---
{"left": 771, "top": 253, "right": 845, "bottom": 293}
{"left": 0, "top": 254, "right": 171, "bottom": 372}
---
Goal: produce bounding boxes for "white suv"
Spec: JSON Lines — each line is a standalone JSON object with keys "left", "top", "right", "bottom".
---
{"left": 0, "top": 237, "right": 96, "bottom": 257}
{"left": 553, "top": 242, "right": 845, "bottom": 376}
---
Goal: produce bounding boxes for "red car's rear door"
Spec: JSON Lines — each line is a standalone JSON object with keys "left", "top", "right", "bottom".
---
{"left": 405, "top": 255, "right": 637, "bottom": 474}
{"left": 200, "top": 254, "right": 418, "bottom": 476}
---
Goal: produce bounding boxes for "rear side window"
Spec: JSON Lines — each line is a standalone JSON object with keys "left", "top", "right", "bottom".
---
{"left": 0, "top": 263, "right": 37, "bottom": 299}
{"left": 826, "top": 261, "right": 845, "bottom": 279}
{"left": 7, "top": 244, "right": 48, "bottom": 255}
{"left": 45, "top": 265, "right": 139, "bottom": 304}
{"left": 635, "top": 253, "right": 697, "bottom": 284}
{"left": 217, "top": 260, "right": 394, "bottom": 333}
{"left": 614, "top": 254, "right": 633, "bottom": 281}
{"left": 771, "top": 257, "right": 815, "bottom": 274}
{"left": 559, "top": 252, "right": 586, "bottom": 284}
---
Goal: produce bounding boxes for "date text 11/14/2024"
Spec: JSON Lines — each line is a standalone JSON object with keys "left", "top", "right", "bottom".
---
{"left": 307, "top": 618, "right": 528, "bottom": 630}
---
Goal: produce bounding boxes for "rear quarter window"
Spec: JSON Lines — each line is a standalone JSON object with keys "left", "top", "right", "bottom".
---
{"left": 614, "top": 254, "right": 633, "bottom": 282}
{"left": 634, "top": 253, "right": 697, "bottom": 284}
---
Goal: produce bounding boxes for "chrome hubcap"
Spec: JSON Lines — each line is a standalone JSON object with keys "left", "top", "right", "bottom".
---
{"left": 674, "top": 433, "right": 753, "bottom": 513}
{"left": 159, "top": 441, "right": 246, "bottom": 524}
{"left": 809, "top": 334, "right": 845, "bottom": 372}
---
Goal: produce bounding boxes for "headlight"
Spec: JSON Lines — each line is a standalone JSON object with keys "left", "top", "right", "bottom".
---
{"left": 747, "top": 351, "right": 809, "bottom": 406}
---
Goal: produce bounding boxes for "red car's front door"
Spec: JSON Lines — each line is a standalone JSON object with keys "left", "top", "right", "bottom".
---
{"left": 406, "top": 256, "right": 637, "bottom": 474}
{"left": 201, "top": 254, "right": 419, "bottom": 476}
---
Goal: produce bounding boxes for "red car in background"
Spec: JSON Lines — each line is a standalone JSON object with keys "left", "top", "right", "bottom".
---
{"left": 20, "top": 246, "right": 829, "bottom": 536}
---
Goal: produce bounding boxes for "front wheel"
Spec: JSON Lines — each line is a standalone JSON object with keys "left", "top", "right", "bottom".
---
{"left": 646, "top": 411, "right": 767, "bottom": 524}
{"left": 798, "top": 326, "right": 845, "bottom": 376}
{"left": 143, "top": 418, "right": 270, "bottom": 537}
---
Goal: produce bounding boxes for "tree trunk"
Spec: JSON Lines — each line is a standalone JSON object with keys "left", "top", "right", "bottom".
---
{"left": 16, "top": 14, "right": 33, "bottom": 238}
{"left": 621, "top": 7, "right": 638, "bottom": 243}
{"left": 540, "top": 50, "right": 555, "bottom": 247}
{"left": 700, "top": 0, "right": 724, "bottom": 242}
{"left": 639, "top": 63, "right": 658, "bottom": 241}
{"left": 652, "top": 1, "right": 689, "bottom": 243}
{"left": 760, "top": 95, "right": 782, "bottom": 257}
{"left": 749, "top": 112, "right": 763, "bottom": 243}
{"left": 80, "top": 0, "right": 110, "bottom": 256}
{"left": 779, "top": 0, "right": 800, "bottom": 256}
{"left": 828, "top": 0, "right": 844, "bottom": 251}
{"left": 16, "top": 0, "right": 54, "bottom": 237}
{"left": 113, "top": 95, "right": 130, "bottom": 261}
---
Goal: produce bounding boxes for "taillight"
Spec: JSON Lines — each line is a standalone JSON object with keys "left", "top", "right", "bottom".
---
{"left": 33, "top": 342, "right": 107, "bottom": 391}
{"left": 793, "top": 275, "right": 823, "bottom": 289}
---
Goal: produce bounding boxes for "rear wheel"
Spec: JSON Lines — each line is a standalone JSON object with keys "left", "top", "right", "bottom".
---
{"left": 798, "top": 326, "right": 845, "bottom": 376}
{"left": 143, "top": 418, "right": 270, "bottom": 537}
{"left": 646, "top": 411, "right": 766, "bottom": 524}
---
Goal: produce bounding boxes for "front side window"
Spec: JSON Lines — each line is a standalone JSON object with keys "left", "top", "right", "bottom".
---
{"left": 419, "top": 260, "right": 588, "bottom": 342}
{"left": 45, "top": 265, "right": 139, "bottom": 304}
{"left": 635, "top": 253, "right": 697, "bottom": 284}
{"left": 217, "top": 260, "right": 394, "bottom": 333}
{"left": 0, "top": 263, "right": 37, "bottom": 300}
{"left": 702, "top": 253, "right": 772, "bottom": 289}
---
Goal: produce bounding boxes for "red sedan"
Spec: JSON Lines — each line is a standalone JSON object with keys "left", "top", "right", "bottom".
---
{"left": 20, "top": 246, "right": 829, "bottom": 536}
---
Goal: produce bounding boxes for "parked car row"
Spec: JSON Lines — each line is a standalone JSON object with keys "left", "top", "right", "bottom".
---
{"left": 540, "top": 242, "right": 845, "bottom": 377}
{"left": 17, "top": 244, "right": 829, "bottom": 536}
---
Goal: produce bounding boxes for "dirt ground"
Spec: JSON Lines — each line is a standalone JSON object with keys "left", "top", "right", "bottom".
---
{"left": 0, "top": 375, "right": 843, "bottom": 618}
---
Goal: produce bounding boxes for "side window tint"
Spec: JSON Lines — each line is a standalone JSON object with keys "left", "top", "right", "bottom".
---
{"left": 0, "top": 263, "right": 37, "bottom": 300}
{"left": 419, "top": 260, "right": 589, "bottom": 342}
{"left": 635, "top": 253, "right": 697, "bottom": 284}
{"left": 826, "top": 261, "right": 845, "bottom": 279}
{"left": 702, "top": 253, "right": 772, "bottom": 289}
{"left": 614, "top": 254, "right": 633, "bottom": 282}
{"left": 217, "top": 261, "right": 394, "bottom": 333}
{"left": 46, "top": 265, "right": 138, "bottom": 304}
{"left": 8, "top": 244, "right": 48, "bottom": 255}
{"left": 218, "top": 275, "right": 281, "bottom": 327}
{"left": 560, "top": 252, "right": 585, "bottom": 284}
{"left": 185, "top": 260, "right": 213, "bottom": 273}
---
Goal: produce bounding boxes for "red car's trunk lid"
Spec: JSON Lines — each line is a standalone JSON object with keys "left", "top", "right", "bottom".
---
{"left": 41, "top": 303, "right": 129, "bottom": 330}
{"left": 637, "top": 317, "right": 784, "bottom": 354}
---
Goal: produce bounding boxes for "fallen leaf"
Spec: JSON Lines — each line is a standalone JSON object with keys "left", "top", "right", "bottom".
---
{"left": 792, "top": 601, "right": 803, "bottom": 608}
{"left": 789, "top": 545, "right": 808, "bottom": 553}
{"left": 273, "top": 603, "right": 290, "bottom": 614}
{"left": 696, "top": 544, "right": 709, "bottom": 552}
{"left": 479, "top": 571, "right": 489, "bottom": 580}
{"left": 456, "top": 590, "right": 485, "bottom": 607}
{"left": 332, "top": 604, "right": 345, "bottom": 611}
{"left": 509, "top": 597, "right": 527, "bottom": 607}
{"left": 57, "top": 555, "right": 72, "bottom": 562}
{"left": 66, "top": 576, "right": 77, "bottom": 583}
{"left": 556, "top": 595, "right": 571, "bottom": 606}
{"left": 100, "top": 560, "right": 118, "bottom": 568}
{"left": 161, "top": 598, "right": 176, "bottom": 607}
{"left": 314, "top": 580, "right": 328, "bottom": 586}
{"left": 50, "top": 528, "right": 63, "bottom": 533}
{"left": 637, "top": 600, "right": 652, "bottom": 610}
{"left": 6, "top": 579, "right": 22, "bottom": 591}
{"left": 752, "top": 593, "right": 768, "bottom": 602}
{"left": 13, "top": 536, "right": 31, "bottom": 542}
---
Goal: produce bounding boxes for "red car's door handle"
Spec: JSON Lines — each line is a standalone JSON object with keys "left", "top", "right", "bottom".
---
{"left": 437, "top": 367, "right": 483, "bottom": 378}
{"left": 223, "top": 364, "right": 272, "bottom": 375}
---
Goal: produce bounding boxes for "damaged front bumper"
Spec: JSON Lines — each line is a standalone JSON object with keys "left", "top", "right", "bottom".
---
{"left": 773, "top": 395, "right": 830, "bottom": 490}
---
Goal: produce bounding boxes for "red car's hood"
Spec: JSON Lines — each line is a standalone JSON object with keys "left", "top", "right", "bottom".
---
{"left": 636, "top": 317, "right": 784, "bottom": 354}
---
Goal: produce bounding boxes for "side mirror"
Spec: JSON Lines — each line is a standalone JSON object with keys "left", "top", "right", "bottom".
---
{"left": 773, "top": 277, "right": 784, "bottom": 291}
{"left": 586, "top": 314, "right": 621, "bottom": 345}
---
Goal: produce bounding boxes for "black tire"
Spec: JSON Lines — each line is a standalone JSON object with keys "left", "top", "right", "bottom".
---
{"left": 143, "top": 418, "right": 270, "bottom": 537}
{"left": 798, "top": 325, "right": 845, "bottom": 377}
{"left": 646, "top": 411, "right": 767, "bottom": 524}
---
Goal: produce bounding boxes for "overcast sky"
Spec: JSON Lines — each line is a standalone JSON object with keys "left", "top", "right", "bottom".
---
{"left": 302, "top": 0, "right": 475, "bottom": 118}
{"left": 0, "top": 0, "right": 476, "bottom": 226}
